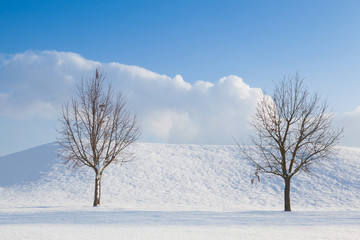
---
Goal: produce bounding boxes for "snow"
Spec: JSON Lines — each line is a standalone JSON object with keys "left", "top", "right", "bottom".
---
{"left": 0, "top": 142, "right": 359, "bottom": 239}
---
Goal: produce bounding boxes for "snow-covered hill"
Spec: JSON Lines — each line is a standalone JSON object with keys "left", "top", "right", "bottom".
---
{"left": 0, "top": 142, "right": 359, "bottom": 211}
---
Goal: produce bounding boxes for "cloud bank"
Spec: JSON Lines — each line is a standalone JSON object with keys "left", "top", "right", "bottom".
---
{"left": 0, "top": 50, "right": 359, "bottom": 148}
{"left": 336, "top": 106, "right": 360, "bottom": 147}
{"left": 0, "top": 51, "right": 261, "bottom": 145}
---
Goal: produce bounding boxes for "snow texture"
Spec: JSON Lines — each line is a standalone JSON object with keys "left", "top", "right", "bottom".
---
{"left": 0, "top": 142, "right": 359, "bottom": 239}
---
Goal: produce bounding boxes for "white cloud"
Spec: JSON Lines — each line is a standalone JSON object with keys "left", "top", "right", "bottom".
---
{"left": 143, "top": 110, "right": 199, "bottom": 142}
{"left": 337, "top": 106, "right": 360, "bottom": 147}
{"left": 0, "top": 50, "right": 262, "bottom": 145}
{"left": 0, "top": 94, "right": 56, "bottom": 119}
{"left": 343, "top": 106, "right": 360, "bottom": 117}
{"left": 193, "top": 81, "right": 214, "bottom": 93}
{"left": 0, "top": 50, "right": 99, "bottom": 119}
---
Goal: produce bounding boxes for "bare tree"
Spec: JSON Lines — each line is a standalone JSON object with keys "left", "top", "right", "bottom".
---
{"left": 238, "top": 74, "right": 342, "bottom": 211}
{"left": 58, "top": 69, "right": 141, "bottom": 206}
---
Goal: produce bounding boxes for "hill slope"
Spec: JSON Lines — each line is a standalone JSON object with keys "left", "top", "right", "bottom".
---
{"left": 0, "top": 143, "right": 359, "bottom": 211}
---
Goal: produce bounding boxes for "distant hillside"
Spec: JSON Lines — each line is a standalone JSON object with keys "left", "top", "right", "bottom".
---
{"left": 0, "top": 143, "right": 58, "bottom": 187}
{"left": 0, "top": 143, "right": 359, "bottom": 211}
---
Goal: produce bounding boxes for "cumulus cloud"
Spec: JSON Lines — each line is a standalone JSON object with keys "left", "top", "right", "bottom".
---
{"left": 0, "top": 50, "right": 99, "bottom": 119}
{"left": 0, "top": 50, "right": 262, "bottom": 145}
{"left": 337, "top": 106, "right": 360, "bottom": 147}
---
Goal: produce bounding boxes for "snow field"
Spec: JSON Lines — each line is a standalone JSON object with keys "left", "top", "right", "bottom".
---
{"left": 0, "top": 142, "right": 359, "bottom": 239}
{"left": 1, "top": 224, "right": 359, "bottom": 240}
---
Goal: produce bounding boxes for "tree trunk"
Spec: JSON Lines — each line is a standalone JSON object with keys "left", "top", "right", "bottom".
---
{"left": 93, "top": 172, "right": 102, "bottom": 207}
{"left": 284, "top": 177, "right": 291, "bottom": 211}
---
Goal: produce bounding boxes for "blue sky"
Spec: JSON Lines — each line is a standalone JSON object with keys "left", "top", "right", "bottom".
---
{"left": 1, "top": 0, "right": 360, "bottom": 155}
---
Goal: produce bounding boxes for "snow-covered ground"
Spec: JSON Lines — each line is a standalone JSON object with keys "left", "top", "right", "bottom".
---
{"left": 0, "top": 143, "right": 359, "bottom": 239}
